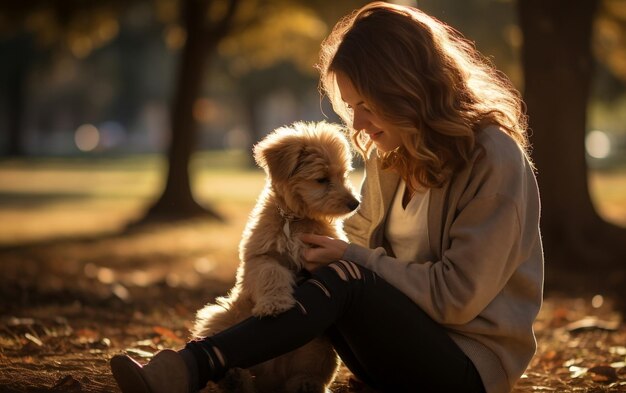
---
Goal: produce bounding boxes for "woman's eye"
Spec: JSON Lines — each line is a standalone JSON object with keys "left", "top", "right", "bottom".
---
{"left": 316, "top": 177, "right": 330, "bottom": 185}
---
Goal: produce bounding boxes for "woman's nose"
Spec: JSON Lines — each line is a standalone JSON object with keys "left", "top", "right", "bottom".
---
{"left": 352, "top": 110, "right": 368, "bottom": 131}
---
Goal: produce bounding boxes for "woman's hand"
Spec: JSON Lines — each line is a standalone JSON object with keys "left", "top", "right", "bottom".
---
{"left": 299, "top": 233, "right": 349, "bottom": 272}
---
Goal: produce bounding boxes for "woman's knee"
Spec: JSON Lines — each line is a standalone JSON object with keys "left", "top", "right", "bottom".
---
{"left": 305, "top": 260, "right": 374, "bottom": 298}
{"left": 289, "top": 262, "right": 370, "bottom": 318}
{"left": 327, "top": 260, "right": 365, "bottom": 282}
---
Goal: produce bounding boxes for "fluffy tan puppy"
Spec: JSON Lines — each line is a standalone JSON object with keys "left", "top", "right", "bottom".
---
{"left": 192, "top": 121, "right": 360, "bottom": 393}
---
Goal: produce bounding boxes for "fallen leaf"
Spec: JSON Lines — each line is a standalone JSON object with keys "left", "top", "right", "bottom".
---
{"left": 0, "top": 336, "right": 20, "bottom": 350}
{"left": 563, "top": 358, "right": 584, "bottom": 367}
{"left": 610, "top": 346, "right": 626, "bottom": 356}
{"left": 588, "top": 365, "right": 618, "bottom": 383}
{"left": 125, "top": 348, "right": 154, "bottom": 358}
{"left": 7, "top": 317, "right": 35, "bottom": 327}
{"left": 542, "top": 350, "right": 558, "bottom": 360}
{"left": 153, "top": 326, "right": 184, "bottom": 343}
{"left": 569, "top": 365, "right": 588, "bottom": 378}
{"left": 50, "top": 375, "right": 81, "bottom": 392}
{"left": 21, "top": 338, "right": 43, "bottom": 353}
{"left": 74, "top": 328, "right": 99, "bottom": 340}
{"left": 565, "top": 317, "right": 619, "bottom": 333}
{"left": 112, "top": 283, "right": 130, "bottom": 301}
{"left": 24, "top": 333, "right": 42, "bottom": 346}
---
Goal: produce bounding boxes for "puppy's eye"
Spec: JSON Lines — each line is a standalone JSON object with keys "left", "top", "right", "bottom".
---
{"left": 316, "top": 177, "right": 330, "bottom": 185}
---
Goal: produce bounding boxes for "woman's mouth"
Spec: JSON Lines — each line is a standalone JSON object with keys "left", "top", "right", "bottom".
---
{"left": 367, "top": 131, "right": 384, "bottom": 141}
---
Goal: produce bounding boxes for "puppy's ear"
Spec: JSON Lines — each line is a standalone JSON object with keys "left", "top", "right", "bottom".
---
{"left": 254, "top": 128, "right": 303, "bottom": 182}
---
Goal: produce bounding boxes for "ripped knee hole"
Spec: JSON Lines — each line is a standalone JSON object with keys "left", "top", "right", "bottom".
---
{"left": 329, "top": 260, "right": 362, "bottom": 281}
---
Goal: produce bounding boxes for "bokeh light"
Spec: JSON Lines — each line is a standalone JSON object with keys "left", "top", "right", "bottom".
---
{"left": 586, "top": 130, "right": 611, "bottom": 159}
{"left": 591, "top": 294, "right": 604, "bottom": 308}
{"left": 75, "top": 124, "right": 100, "bottom": 152}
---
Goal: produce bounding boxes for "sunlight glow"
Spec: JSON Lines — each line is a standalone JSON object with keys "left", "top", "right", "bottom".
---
{"left": 586, "top": 130, "right": 611, "bottom": 159}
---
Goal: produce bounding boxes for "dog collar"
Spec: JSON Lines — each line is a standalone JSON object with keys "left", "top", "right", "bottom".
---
{"left": 277, "top": 206, "right": 302, "bottom": 237}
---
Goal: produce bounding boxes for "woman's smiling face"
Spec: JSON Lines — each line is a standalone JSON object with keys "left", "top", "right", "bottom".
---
{"left": 336, "top": 73, "right": 403, "bottom": 153}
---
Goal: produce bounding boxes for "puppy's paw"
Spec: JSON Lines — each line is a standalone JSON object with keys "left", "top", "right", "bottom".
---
{"left": 252, "top": 295, "right": 295, "bottom": 317}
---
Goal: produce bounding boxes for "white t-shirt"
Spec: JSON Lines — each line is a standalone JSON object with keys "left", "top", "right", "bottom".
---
{"left": 385, "top": 180, "right": 432, "bottom": 262}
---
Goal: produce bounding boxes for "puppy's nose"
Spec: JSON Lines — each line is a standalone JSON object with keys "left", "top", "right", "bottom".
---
{"left": 347, "top": 198, "right": 360, "bottom": 212}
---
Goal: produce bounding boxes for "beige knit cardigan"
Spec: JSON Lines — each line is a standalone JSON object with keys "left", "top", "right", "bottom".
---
{"left": 342, "top": 126, "right": 544, "bottom": 393}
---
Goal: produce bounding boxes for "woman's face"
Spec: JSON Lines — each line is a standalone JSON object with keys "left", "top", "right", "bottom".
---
{"left": 336, "top": 73, "right": 403, "bottom": 153}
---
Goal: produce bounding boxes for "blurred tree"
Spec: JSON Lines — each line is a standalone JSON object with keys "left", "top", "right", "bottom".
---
{"left": 594, "top": 0, "right": 626, "bottom": 85}
{"left": 519, "top": 0, "right": 626, "bottom": 296}
{"left": 418, "top": 0, "right": 522, "bottom": 87}
{"left": 139, "top": 0, "right": 240, "bottom": 223}
{"left": 592, "top": 0, "right": 626, "bottom": 105}
{"left": 217, "top": 2, "right": 353, "bottom": 162}
{"left": 0, "top": 0, "right": 126, "bottom": 156}
{"left": 0, "top": 34, "right": 35, "bottom": 156}
{"left": 236, "top": 63, "right": 317, "bottom": 163}
{"left": 140, "top": 0, "right": 366, "bottom": 222}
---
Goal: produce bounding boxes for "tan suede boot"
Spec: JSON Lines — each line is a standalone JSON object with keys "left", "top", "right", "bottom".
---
{"left": 110, "top": 349, "right": 190, "bottom": 393}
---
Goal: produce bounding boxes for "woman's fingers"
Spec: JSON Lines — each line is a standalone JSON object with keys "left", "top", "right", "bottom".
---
{"left": 299, "top": 233, "right": 349, "bottom": 264}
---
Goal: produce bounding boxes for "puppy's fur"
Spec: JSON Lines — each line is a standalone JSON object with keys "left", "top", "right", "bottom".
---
{"left": 192, "top": 121, "right": 360, "bottom": 393}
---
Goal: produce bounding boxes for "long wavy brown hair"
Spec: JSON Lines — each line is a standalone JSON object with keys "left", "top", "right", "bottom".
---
{"left": 317, "top": 2, "right": 530, "bottom": 189}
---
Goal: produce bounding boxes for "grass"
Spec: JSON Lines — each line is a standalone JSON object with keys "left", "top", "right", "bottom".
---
{"left": 0, "top": 151, "right": 623, "bottom": 246}
{"left": 589, "top": 170, "right": 626, "bottom": 225}
{"left": 0, "top": 151, "right": 265, "bottom": 245}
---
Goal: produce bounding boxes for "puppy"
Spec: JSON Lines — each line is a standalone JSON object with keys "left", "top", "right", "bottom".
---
{"left": 192, "top": 121, "right": 360, "bottom": 393}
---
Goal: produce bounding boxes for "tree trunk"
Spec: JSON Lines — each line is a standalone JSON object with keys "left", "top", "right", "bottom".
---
{"left": 519, "top": 0, "right": 626, "bottom": 294}
{"left": 138, "top": 0, "right": 239, "bottom": 224}
{"left": 2, "top": 34, "right": 32, "bottom": 157}
{"left": 6, "top": 67, "right": 25, "bottom": 157}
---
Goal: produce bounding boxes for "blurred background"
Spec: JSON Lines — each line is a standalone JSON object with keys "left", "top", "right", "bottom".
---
{"left": 0, "top": 1, "right": 625, "bottom": 391}
{"left": 0, "top": 0, "right": 626, "bottom": 284}
{"left": 0, "top": 0, "right": 622, "bottom": 160}
{"left": 0, "top": 0, "right": 624, "bottom": 299}
{"left": 0, "top": 0, "right": 626, "bottom": 282}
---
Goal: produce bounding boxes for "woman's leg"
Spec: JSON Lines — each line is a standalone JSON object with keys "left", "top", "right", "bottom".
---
{"left": 322, "top": 269, "right": 485, "bottom": 392}
{"left": 186, "top": 261, "right": 485, "bottom": 393}
{"left": 184, "top": 261, "right": 359, "bottom": 381}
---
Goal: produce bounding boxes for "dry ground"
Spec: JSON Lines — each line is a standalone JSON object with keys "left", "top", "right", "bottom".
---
{"left": 0, "top": 154, "right": 625, "bottom": 392}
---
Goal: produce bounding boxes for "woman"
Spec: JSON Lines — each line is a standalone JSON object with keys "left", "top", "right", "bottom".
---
{"left": 110, "top": 2, "right": 543, "bottom": 392}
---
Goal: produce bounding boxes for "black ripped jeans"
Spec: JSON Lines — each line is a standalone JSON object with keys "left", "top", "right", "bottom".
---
{"left": 186, "top": 261, "right": 486, "bottom": 393}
